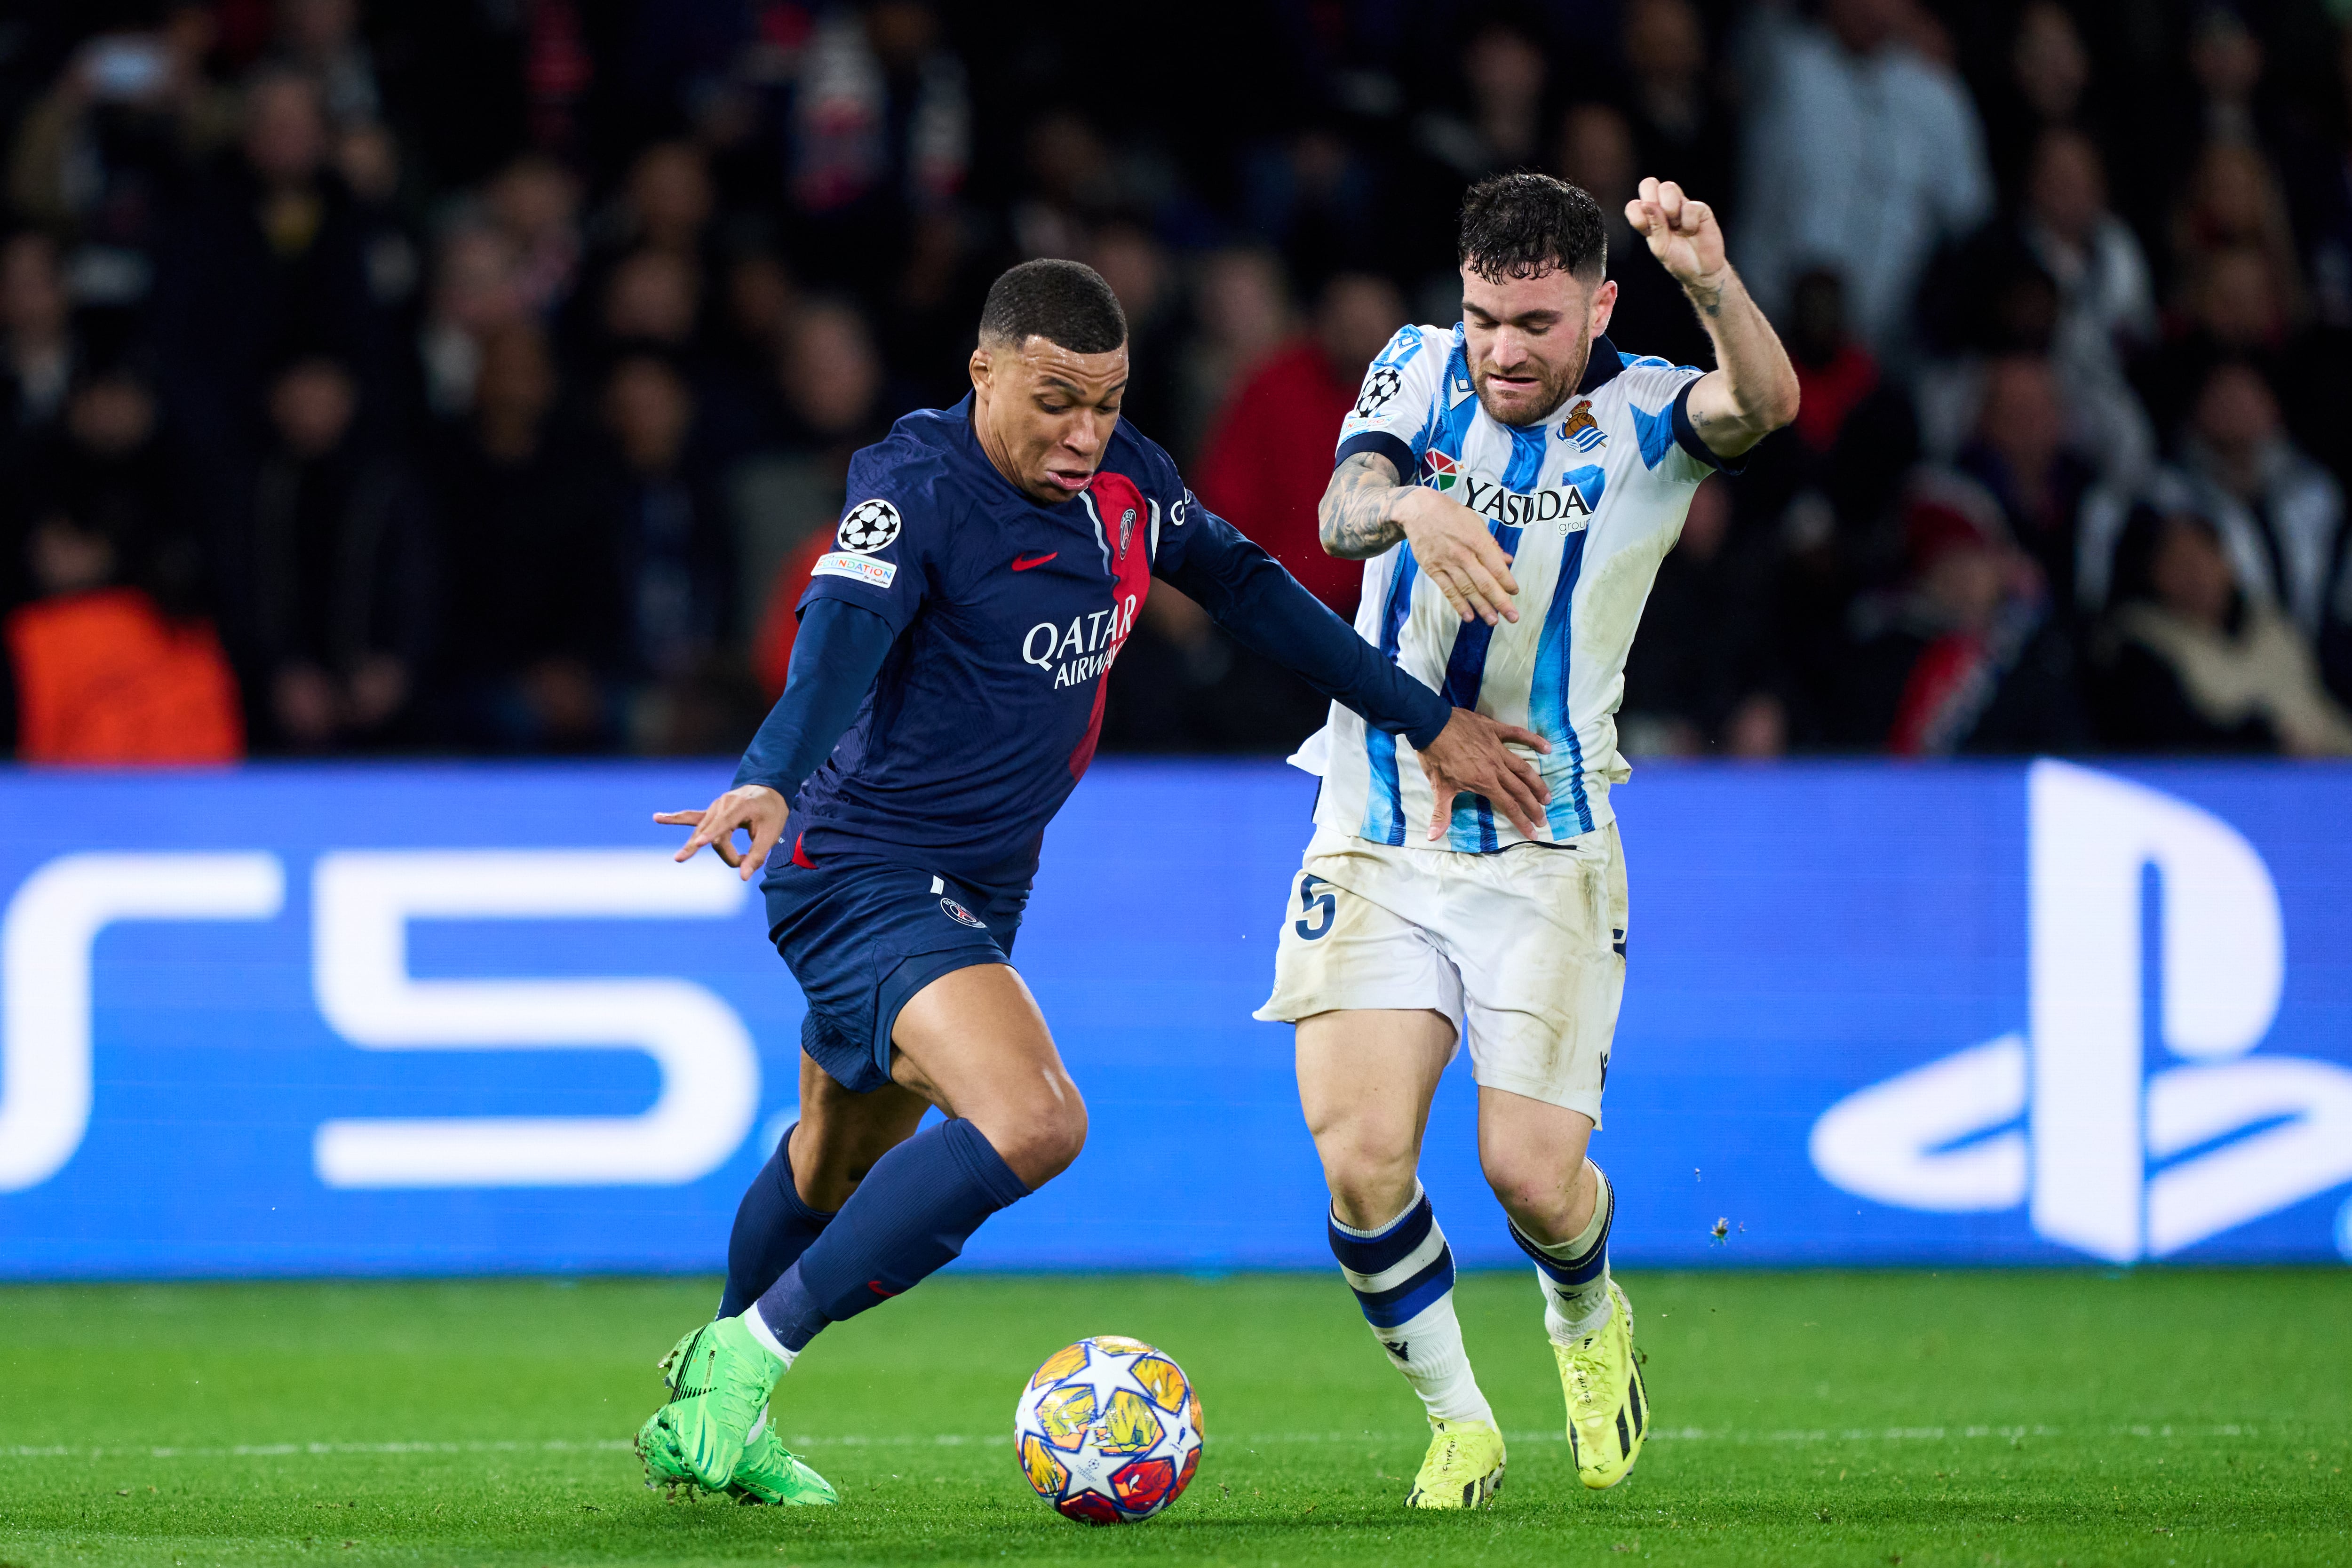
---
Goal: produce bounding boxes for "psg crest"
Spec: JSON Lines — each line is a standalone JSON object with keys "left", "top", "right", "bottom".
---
{"left": 838, "top": 498, "right": 903, "bottom": 554}
{"left": 941, "top": 896, "right": 987, "bottom": 929}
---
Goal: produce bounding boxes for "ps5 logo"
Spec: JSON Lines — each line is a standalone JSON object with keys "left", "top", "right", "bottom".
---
{"left": 0, "top": 850, "right": 759, "bottom": 1193}
{"left": 1812, "top": 760, "right": 2352, "bottom": 1261}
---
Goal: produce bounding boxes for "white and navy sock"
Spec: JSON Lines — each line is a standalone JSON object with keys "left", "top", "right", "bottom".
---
{"left": 1510, "top": 1161, "right": 1614, "bottom": 1345}
{"left": 1328, "top": 1186, "right": 1494, "bottom": 1428}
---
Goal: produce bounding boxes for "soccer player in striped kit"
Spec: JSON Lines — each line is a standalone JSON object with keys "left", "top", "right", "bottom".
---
{"left": 1257, "top": 173, "right": 1798, "bottom": 1507}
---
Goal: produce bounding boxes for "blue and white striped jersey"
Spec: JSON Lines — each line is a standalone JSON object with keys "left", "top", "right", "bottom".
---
{"left": 1293, "top": 323, "right": 1732, "bottom": 851}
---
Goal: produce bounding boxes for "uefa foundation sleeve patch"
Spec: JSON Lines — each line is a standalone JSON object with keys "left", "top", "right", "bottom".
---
{"left": 813, "top": 551, "right": 898, "bottom": 588}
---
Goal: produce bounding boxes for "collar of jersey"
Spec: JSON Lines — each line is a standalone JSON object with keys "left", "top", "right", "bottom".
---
{"left": 1575, "top": 334, "right": 1625, "bottom": 395}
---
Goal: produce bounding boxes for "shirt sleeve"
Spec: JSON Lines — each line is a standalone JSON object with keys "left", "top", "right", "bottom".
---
{"left": 1331, "top": 324, "right": 1447, "bottom": 480}
{"left": 731, "top": 597, "right": 896, "bottom": 806}
{"left": 793, "top": 444, "right": 946, "bottom": 637}
{"left": 1617, "top": 359, "right": 1746, "bottom": 483}
{"left": 1154, "top": 489, "right": 1450, "bottom": 748}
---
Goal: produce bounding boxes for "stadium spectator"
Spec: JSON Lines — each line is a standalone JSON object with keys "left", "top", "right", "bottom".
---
{"left": 11, "top": 367, "right": 201, "bottom": 618}
{"left": 268, "top": 0, "right": 384, "bottom": 132}
{"left": 777, "top": 1, "right": 970, "bottom": 286}
{"left": 744, "top": 301, "right": 892, "bottom": 694}
{"left": 2170, "top": 361, "right": 2345, "bottom": 640}
{"left": 1979, "top": 1, "right": 2097, "bottom": 198}
{"left": 2090, "top": 501, "right": 2352, "bottom": 755}
{"left": 1619, "top": 476, "right": 1786, "bottom": 757}
{"left": 1193, "top": 271, "right": 1406, "bottom": 616}
{"left": 1837, "top": 474, "right": 2084, "bottom": 756}
{"left": 1086, "top": 220, "right": 1184, "bottom": 451}
{"left": 430, "top": 321, "right": 626, "bottom": 751}
{"left": 0, "top": 232, "right": 75, "bottom": 442}
{"left": 600, "top": 353, "right": 729, "bottom": 696}
{"left": 1240, "top": 125, "right": 1383, "bottom": 287}
{"left": 149, "top": 67, "right": 389, "bottom": 470}
{"left": 1009, "top": 111, "right": 1116, "bottom": 263}
{"left": 418, "top": 225, "right": 525, "bottom": 417}
{"left": 5, "top": 6, "right": 238, "bottom": 273}
{"left": 2020, "top": 129, "right": 2157, "bottom": 481}
{"left": 238, "top": 356, "right": 433, "bottom": 751}
{"left": 483, "top": 152, "right": 584, "bottom": 318}
{"left": 1737, "top": 0, "right": 1992, "bottom": 361}
{"left": 1619, "top": 0, "right": 1736, "bottom": 216}
{"left": 2, "top": 498, "right": 243, "bottom": 764}
{"left": 1175, "top": 247, "right": 1291, "bottom": 462}
{"left": 2169, "top": 142, "right": 2309, "bottom": 328}
{"left": 613, "top": 140, "right": 716, "bottom": 261}
{"left": 1553, "top": 101, "right": 1712, "bottom": 372}
{"left": 1416, "top": 16, "right": 1549, "bottom": 175}
{"left": 1955, "top": 354, "right": 2101, "bottom": 622}
{"left": 597, "top": 247, "right": 701, "bottom": 357}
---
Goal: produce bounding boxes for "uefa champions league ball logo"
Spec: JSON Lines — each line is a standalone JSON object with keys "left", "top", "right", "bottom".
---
{"left": 837, "top": 499, "right": 903, "bottom": 554}
{"left": 1354, "top": 365, "right": 1402, "bottom": 418}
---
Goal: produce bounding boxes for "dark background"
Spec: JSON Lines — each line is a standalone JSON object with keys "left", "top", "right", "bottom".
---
{"left": 1, "top": 0, "right": 2348, "bottom": 764}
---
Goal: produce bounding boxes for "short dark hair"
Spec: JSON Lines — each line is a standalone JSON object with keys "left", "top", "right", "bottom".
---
{"left": 979, "top": 258, "right": 1128, "bottom": 354}
{"left": 1458, "top": 172, "right": 1606, "bottom": 284}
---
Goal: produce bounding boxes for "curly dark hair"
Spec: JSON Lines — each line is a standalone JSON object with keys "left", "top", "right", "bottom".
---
{"left": 978, "top": 258, "right": 1128, "bottom": 354}
{"left": 1457, "top": 172, "right": 1607, "bottom": 284}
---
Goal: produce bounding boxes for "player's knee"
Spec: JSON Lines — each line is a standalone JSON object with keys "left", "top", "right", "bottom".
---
{"left": 1480, "top": 1146, "right": 1582, "bottom": 1228}
{"left": 1318, "top": 1137, "right": 1422, "bottom": 1230}
{"left": 985, "top": 1093, "right": 1088, "bottom": 1189}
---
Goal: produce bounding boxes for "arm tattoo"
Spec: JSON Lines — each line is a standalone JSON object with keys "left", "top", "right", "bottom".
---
{"left": 1683, "top": 274, "right": 1725, "bottom": 318}
{"left": 1319, "top": 451, "right": 1412, "bottom": 560}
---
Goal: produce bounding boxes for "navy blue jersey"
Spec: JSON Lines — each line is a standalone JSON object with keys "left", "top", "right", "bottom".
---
{"left": 763, "top": 397, "right": 1447, "bottom": 896}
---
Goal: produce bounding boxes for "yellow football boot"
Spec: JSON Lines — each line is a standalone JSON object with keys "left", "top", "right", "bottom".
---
{"left": 1405, "top": 1416, "right": 1506, "bottom": 1509}
{"left": 1554, "top": 1279, "right": 1648, "bottom": 1489}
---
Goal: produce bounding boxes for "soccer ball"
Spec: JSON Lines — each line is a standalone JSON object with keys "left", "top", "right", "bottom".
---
{"left": 1013, "top": 1335, "right": 1203, "bottom": 1524}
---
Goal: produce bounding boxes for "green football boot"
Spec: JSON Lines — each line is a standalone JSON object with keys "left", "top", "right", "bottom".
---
{"left": 633, "top": 1403, "right": 699, "bottom": 1496}
{"left": 641, "top": 1317, "right": 785, "bottom": 1491}
{"left": 725, "top": 1420, "right": 838, "bottom": 1507}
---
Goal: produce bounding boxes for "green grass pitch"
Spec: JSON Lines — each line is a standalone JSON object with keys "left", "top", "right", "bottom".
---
{"left": 2, "top": 1269, "right": 2346, "bottom": 1567}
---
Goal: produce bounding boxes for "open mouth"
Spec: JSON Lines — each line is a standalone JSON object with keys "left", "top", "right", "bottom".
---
{"left": 1044, "top": 467, "right": 1093, "bottom": 493}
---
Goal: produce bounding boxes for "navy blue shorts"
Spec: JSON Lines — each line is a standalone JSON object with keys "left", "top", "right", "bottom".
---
{"left": 763, "top": 857, "right": 1027, "bottom": 1094}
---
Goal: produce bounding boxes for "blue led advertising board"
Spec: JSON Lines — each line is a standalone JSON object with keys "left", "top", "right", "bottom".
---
{"left": 0, "top": 758, "right": 2345, "bottom": 1278}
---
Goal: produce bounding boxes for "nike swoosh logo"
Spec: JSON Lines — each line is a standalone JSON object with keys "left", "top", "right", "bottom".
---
{"left": 1011, "top": 552, "right": 1057, "bottom": 571}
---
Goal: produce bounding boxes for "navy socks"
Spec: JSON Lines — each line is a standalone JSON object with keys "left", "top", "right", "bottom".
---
{"left": 716, "top": 1126, "right": 837, "bottom": 1319}
{"left": 751, "top": 1117, "right": 1029, "bottom": 1353}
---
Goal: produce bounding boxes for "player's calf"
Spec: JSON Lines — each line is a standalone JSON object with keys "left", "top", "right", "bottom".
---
{"left": 1327, "top": 1184, "right": 1505, "bottom": 1508}
{"left": 1510, "top": 1164, "right": 1648, "bottom": 1488}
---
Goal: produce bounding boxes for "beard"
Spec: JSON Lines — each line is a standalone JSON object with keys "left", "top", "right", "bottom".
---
{"left": 1470, "top": 317, "right": 1594, "bottom": 428}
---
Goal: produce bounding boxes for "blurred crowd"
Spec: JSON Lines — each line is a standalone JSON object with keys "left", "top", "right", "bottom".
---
{"left": 2, "top": 0, "right": 2349, "bottom": 764}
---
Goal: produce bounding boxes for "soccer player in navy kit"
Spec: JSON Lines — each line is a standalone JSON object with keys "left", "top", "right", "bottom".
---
{"left": 631, "top": 259, "right": 1552, "bottom": 1504}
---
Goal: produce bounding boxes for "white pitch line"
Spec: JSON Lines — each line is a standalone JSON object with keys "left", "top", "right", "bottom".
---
{"left": 0, "top": 1423, "right": 2268, "bottom": 1462}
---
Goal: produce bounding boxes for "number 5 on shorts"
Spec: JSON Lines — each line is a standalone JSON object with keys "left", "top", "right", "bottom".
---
{"left": 1294, "top": 874, "right": 1335, "bottom": 941}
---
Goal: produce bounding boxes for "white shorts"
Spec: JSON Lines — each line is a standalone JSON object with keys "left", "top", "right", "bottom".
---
{"left": 1253, "top": 822, "right": 1629, "bottom": 1124}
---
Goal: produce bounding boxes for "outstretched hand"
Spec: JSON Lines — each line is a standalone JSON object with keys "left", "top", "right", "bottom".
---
{"left": 1625, "top": 176, "right": 1725, "bottom": 287}
{"left": 1416, "top": 708, "right": 1552, "bottom": 842}
{"left": 655, "top": 784, "right": 788, "bottom": 882}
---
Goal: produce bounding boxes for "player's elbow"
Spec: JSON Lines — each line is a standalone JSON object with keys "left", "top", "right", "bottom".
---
{"left": 1759, "top": 369, "right": 1801, "bottom": 434}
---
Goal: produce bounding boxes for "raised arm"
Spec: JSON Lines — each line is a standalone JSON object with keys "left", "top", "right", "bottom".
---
{"left": 1625, "top": 176, "right": 1800, "bottom": 460}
